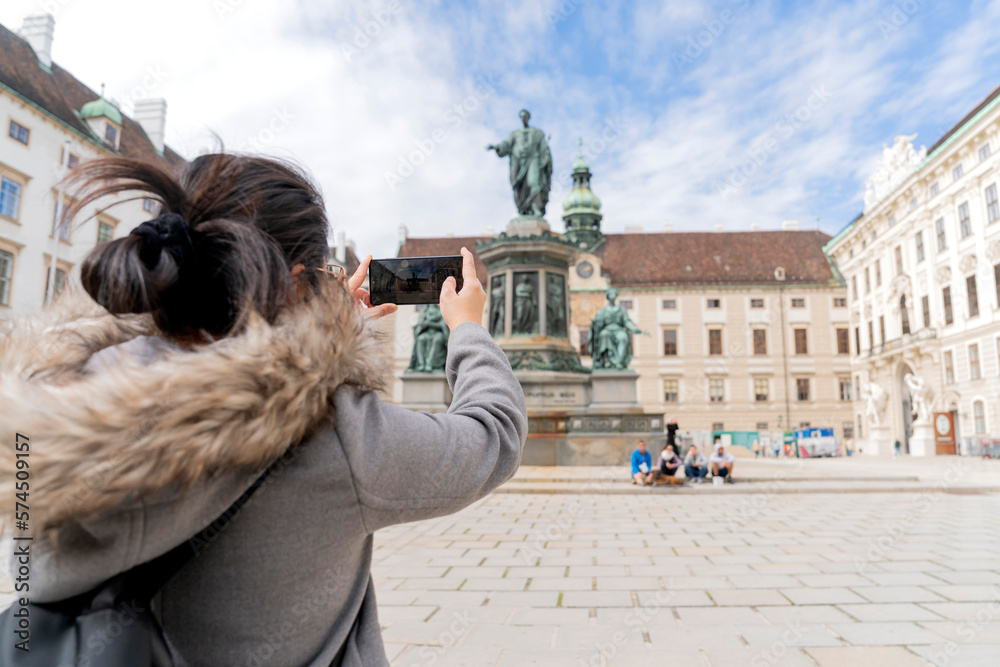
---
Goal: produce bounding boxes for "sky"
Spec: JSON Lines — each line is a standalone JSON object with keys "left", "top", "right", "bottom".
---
{"left": 3, "top": 0, "right": 1000, "bottom": 258}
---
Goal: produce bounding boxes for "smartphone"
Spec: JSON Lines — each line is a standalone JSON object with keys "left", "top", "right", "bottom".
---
{"left": 368, "top": 255, "right": 464, "bottom": 306}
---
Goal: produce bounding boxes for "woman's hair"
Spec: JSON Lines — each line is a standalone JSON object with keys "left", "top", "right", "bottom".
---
{"left": 65, "top": 154, "right": 330, "bottom": 342}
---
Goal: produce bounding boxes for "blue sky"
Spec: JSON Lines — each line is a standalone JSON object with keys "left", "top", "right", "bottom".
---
{"left": 3, "top": 0, "right": 1000, "bottom": 256}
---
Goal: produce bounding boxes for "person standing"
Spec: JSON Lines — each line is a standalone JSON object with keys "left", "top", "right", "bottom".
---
{"left": 631, "top": 440, "right": 653, "bottom": 485}
{"left": 893, "top": 439, "right": 901, "bottom": 458}
{"left": 752, "top": 439, "right": 761, "bottom": 458}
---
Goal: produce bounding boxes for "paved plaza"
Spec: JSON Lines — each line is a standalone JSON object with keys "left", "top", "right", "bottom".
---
{"left": 373, "top": 459, "right": 1000, "bottom": 666}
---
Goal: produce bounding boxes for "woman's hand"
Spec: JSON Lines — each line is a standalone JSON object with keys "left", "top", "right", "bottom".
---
{"left": 348, "top": 255, "right": 397, "bottom": 321}
{"left": 440, "top": 247, "right": 486, "bottom": 331}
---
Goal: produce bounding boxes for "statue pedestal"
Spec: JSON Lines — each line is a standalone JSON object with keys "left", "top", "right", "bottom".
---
{"left": 400, "top": 373, "right": 452, "bottom": 412}
{"left": 506, "top": 215, "right": 550, "bottom": 237}
{"left": 909, "top": 423, "right": 936, "bottom": 457}
{"left": 589, "top": 370, "right": 642, "bottom": 413}
{"left": 864, "top": 425, "right": 893, "bottom": 457}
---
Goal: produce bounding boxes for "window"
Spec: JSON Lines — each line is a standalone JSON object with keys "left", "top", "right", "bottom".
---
{"left": 839, "top": 378, "right": 852, "bottom": 401}
{"left": 712, "top": 422, "right": 724, "bottom": 431}
{"left": 910, "top": 197, "right": 918, "bottom": 211}
{"left": 995, "top": 263, "right": 1000, "bottom": 310}
{"left": 980, "top": 144, "right": 991, "bottom": 162}
{"left": 757, "top": 422, "right": 769, "bottom": 431}
{"left": 953, "top": 164, "right": 964, "bottom": 181}
{"left": 986, "top": 184, "right": 999, "bottom": 223}
{"left": 843, "top": 422, "right": 854, "bottom": 439}
{"left": 662, "top": 299, "right": 676, "bottom": 309}
{"left": 967, "top": 275, "right": 979, "bottom": 318}
{"left": 854, "top": 327, "right": 861, "bottom": 356}
{"left": 791, "top": 298, "right": 805, "bottom": 308}
{"left": 578, "top": 330, "right": 589, "bottom": 357}
{"left": 708, "top": 378, "right": 724, "bottom": 403}
{"left": 915, "top": 231, "right": 925, "bottom": 262}
{"left": 620, "top": 299, "right": 633, "bottom": 309}
{"left": 143, "top": 198, "right": 157, "bottom": 213}
{"left": 754, "top": 378, "right": 768, "bottom": 402}
{"left": 969, "top": 343, "right": 981, "bottom": 380}
{"left": 851, "top": 276, "right": 858, "bottom": 299}
{"left": 750, "top": 298, "right": 764, "bottom": 308}
{"left": 929, "top": 182, "right": 939, "bottom": 197}
{"left": 974, "top": 401, "right": 986, "bottom": 434}
{"left": 753, "top": 329, "right": 767, "bottom": 355}
{"left": 97, "top": 221, "right": 114, "bottom": 244}
{"left": 794, "top": 328, "right": 808, "bottom": 355}
{"left": 921, "top": 295, "right": 930, "bottom": 328}
{"left": 708, "top": 328, "right": 722, "bottom": 355}
{"left": 45, "top": 267, "right": 67, "bottom": 302}
{"left": 799, "top": 422, "right": 810, "bottom": 429}
{"left": 796, "top": 378, "right": 810, "bottom": 401}
{"left": 901, "top": 296, "right": 911, "bottom": 335}
{"left": 944, "top": 350, "right": 955, "bottom": 384}
{"left": 959, "top": 202, "right": 972, "bottom": 238}
{"left": 0, "top": 176, "right": 22, "bottom": 220}
{"left": 706, "top": 298, "right": 721, "bottom": 309}
{"left": 935, "top": 218, "right": 947, "bottom": 251}
{"left": 663, "top": 329, "right": 677, "bottom": 356}
{"left": 664, "top": 379, "right": 678, "bottom": 403}
{"left": 865, "top": 267, "right": 871, "bottom": 293}
{"left": 8, "top": 120, "right": 29, "bottom": 144}
{"left": 60, "top": 146, "right": 79, "bottom": 169}
{"left": 834, "top": 297, "right": 846, "bottom": 307}
{"left": 105, "top": 123, "right": 118, "bottom": 144}
{"left": 889, "top": 214, "right": 896, "bottom": 226}
{"left": 867, "top": 320, "right": 874, "bottom": 350}
{"left": 836, "top": 328, "right": 849, "bottom": 355}
{"left": 943, "top": 286, "right": 953, "bottom": 325}
{"left": 855, "top": 375, "right": 861, "bottom": 401}
{"left": 875, "top": 260, "right": 882, "bottom": 287}
{"left": 879, "top": 315, "right": 886, "bottom": 343}
{"left": 894, "top": 246, "right": 903, "bottom": 275}
{"left": 0, "top": 249, "right": 12, "bottom": 306}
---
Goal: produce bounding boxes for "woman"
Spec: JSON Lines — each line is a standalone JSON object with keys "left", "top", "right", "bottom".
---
{"left": 0, "top": 154, "right": 527, "bottom": 666}
{"left": 654, "top": 443, "right": 684, "bottom": 486}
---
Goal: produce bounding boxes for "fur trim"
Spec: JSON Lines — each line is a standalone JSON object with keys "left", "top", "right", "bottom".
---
{"left": 0, "top": 279, "right": 389, "bottom": 532}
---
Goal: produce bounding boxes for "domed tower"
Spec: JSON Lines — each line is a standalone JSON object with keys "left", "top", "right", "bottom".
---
{"left": 562, "top": 140, "right": 604, "bottom": 251}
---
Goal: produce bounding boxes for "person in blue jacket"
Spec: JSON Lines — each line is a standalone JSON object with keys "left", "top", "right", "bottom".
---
{"left": 631, "top": 440, "right": 653, "bottom": 485}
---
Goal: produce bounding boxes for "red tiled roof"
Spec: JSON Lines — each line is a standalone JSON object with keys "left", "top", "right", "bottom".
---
{"left": 0, "top": 21, "right": 185, "bottom": 168}
{"left": 396, "top": 236, "right": 490, "bottom": 285}
{"left": 397, "top": 231, "right": 838, "bottom": 288}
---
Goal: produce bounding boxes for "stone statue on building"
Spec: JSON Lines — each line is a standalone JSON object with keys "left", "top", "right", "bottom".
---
{"left": 407, "top": 305, "right": 449, "bottom": 373}
{"left": 512, "top": 275, "right": 538, "bottom": 334}
{"left": 904, "top": 373, "right": 933, "bottom": 425}
{"left": 862, "top": 376, "right": 888, "bottom": 427}
{"left": 487, "top": 109, "right": 553, "bottom": 217}
{"left": 588, "top": 288, "right": 649, "bottom": 370}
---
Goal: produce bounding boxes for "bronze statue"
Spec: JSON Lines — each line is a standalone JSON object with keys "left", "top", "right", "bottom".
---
{"left": 487, "top": 109, "right": 553, "bottom": 217}
{"left": 588, "top": 288, "right": 649, "bottom": 369}
{"left": 488, "top": 275, "right": 505, "bottom": 337}
{"left": 406, "top": 305, "right": 449, "bottom": 373}
{"left": 546, "top": 274, "right": 566, "bottom": 337}
{"left": 512, "top": 274, "right": 538, "bottom": 334}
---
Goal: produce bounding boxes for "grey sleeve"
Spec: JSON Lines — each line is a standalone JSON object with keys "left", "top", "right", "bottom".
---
{"left": 335, "top": 322, "right": 527, "bottom": 533}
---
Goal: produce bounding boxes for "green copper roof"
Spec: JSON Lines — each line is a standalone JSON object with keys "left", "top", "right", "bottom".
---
{"left": 79, "top": 97, "right": 122, "bottom": 125}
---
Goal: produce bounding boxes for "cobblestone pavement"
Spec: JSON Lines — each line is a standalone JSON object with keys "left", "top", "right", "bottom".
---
{"left": 373, "top": 490, "right": 1000, "bottom": 666}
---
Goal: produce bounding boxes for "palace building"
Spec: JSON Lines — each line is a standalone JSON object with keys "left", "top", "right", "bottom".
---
{"left": 388, "top": 152, "right": 853, "bottom": 449}
{"left": 825, "top": 83, "right": 1000, "bottom": 456}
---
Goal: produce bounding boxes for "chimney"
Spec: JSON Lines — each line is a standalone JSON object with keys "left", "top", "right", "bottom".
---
{"left": 714, "top": 224, "right": 724, "bottom": 232}
{"left": 398, "top": 224, "right": 408, "bottom": 248}
{"left": 624, "top": 224, "right": 644, "bottom": 233}
{"left": 134, "top": 98, "right": 167, "bottom": 153}
{"left": 20, "top": 14, "right": 55, "bottom": 69}
{"left": 335, "top": 230, "right": 347, "bottom": 263}
{"left": 663, "top": 221, "right": 673, "bottom": 233}
{"left": 750, "top": 222, "right": 761, "bottom": 231}
{"left": 781, "top": 220, "right": 799, "bottom": 230}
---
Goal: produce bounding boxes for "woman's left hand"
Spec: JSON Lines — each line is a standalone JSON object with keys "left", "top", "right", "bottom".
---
{"left": 348, "top": 255, "right": 397, "bottom": 320}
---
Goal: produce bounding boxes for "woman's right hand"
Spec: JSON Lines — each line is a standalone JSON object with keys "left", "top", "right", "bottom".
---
{"left": 440, "top": 247, "right": 487, "bottom": 331}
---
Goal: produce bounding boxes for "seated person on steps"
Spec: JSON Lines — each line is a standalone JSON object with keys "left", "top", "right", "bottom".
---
{"left": 684, "top": 444, "right": 708, "bottom": 484}
{"left": 653, "top": 443, "right": 684, "bottom": 486}
{"left": 709, "top": 441, "right": 736, "bottom": 484}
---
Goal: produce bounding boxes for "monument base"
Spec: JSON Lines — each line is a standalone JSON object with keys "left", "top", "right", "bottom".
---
{"left": 863, "top": 425, "right": 893, "bottom": 457}
{"left": 400, "top": 373, "right": 452, "bottom": 412}
{"left": 506, "top": 215, "right": 551, "bottom": 237}
{"left": 909, "top": 423, "right": 936, "bottom": 457}
{"left": 589, "top": 370, "right": 642, "bottom": 413}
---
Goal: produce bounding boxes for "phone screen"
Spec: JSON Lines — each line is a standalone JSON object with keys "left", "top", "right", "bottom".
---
{"left": 369, "top": 256, "right": 464, "bottom": 305}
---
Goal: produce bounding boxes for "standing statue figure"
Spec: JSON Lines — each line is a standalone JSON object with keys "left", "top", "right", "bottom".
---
{"left": 904, "top": 373, "right": 933, "bottom": 425}
{"left": 588, "top": 288, "right": 650, "bottom": 369}
{"left": 862, "top": 377, "right": 888, "bottom": 427}
{"left": 546, "top": 275, "right": 566, "bottom": 337}
{"left": 512, "top": 275, "right": 538, "bottom": 334}
{"left": 487, "top": 109, "right": 553, "bottom": 217}
{"left": 488, "top": 277, "right": 505, "bottom": 337}
{"left": 407, "top": 305, "right": 450, "bottom": 373}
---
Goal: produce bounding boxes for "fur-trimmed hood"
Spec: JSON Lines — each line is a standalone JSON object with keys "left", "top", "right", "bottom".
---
{"left": 0, "top": 278, "right": 389, "bottom": 533}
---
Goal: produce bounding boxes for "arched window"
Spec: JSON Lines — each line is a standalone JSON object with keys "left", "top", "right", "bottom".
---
{"left": 973, "top": 401, "right": 986, "bottom": 434}
{"left": 900, "top": 295, "right": 911, "bottom": 335}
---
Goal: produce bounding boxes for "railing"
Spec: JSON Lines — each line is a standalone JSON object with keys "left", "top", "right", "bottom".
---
{"left": 960, "top": 437, "right": 1000, "bottom": 458}
{"left": 861, "top": 327, "right": 937, "bottom": 359}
